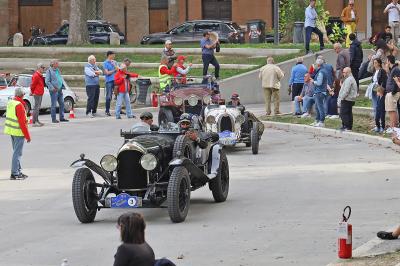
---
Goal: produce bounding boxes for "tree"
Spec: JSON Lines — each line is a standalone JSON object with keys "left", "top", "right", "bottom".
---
{"left": 67, "top": 0, "right": 89, "bottom": 45}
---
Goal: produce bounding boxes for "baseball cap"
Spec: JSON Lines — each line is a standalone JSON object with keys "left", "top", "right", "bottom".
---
{"left": 177, "top": 55, "right": 187, "bottom": 61}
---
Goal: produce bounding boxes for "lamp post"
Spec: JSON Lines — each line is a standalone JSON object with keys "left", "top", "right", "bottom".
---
{"left": 273, "top": 0, "right": 279, "bottom": 45}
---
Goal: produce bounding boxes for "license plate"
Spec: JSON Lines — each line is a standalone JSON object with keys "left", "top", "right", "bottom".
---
{"left": 219, "top": 131, "right": 237, "bottom": 145}
{"left": 111, "top": 193, "right": 142, "bottom": 208}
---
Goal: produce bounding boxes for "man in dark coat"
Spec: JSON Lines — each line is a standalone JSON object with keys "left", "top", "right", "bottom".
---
{"left": 349, "top": 33, "right": 364, "bottom": 91}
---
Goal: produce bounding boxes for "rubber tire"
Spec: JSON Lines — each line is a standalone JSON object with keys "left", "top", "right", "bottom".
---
{"left": 158, "top": 108, "right": 174, "bottom": 126}
{"left": 24, "top": 100, "right": 31, "bottom": 115}
{"left": 251, "top": 123, "right": 259, "bottom": 155}
{"left": 7, "top": 36, "right": 13, "bottom": 46}
{"left": 172, "top": 135, "right": 194, "bottom": 160}
{"left": 72, "top": 168, "right": 98, "bottom": 223}
{"left": 209, "top": 149, "right": 229, "bottom": 202}
{"left": 167, "top": 166, "right": 191, "bottom": 223}
{"left": 64, "top": 97, "right": 74, "bottom": 113}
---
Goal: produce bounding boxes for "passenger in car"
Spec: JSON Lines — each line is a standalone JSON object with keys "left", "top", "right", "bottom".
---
{"left": 227, "top": 93, "right": 242, "bottom": 107}
{"left": 139, "top": 112, "right": 159, "bottom": 131}
{"left": 178, "top": 113, "right": 208, "bottom": 149}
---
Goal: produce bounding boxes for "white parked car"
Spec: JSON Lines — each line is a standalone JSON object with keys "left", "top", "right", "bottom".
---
{"left": 203, "top": 104, "right": 264, "bottom": 154}
{"left": 0, "top": 74, "right": 78, "bottom": 116}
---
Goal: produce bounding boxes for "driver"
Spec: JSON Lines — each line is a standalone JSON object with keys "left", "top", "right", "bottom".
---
{"left": 227, "top": 93, "right": 243, "bottom": 107}
{"left": 131, "top": 112, "right": 159, "bottom": 132}
{"left": 178, "top": 113, "right": 208, "bottom": 149}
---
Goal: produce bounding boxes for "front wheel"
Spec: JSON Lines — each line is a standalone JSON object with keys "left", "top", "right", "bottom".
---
{"left": 209, "top": 149, "right": 229, "bottom": 202}
{"left": 72, "top": 168, "right": 98, "bottom": 223}
{"left": 251, "top": 123, "right": 260, "bottom": 155}
{"left": 167, "top": 166, "right": 191, "bottom": 223}
{"left": 64, "top": 97, "right": 74, "bottom": 113}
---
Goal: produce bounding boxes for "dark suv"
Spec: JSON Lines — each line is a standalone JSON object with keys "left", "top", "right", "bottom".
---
{"left": 30, "top": 20, "right": 125, "bottom": 45}
{"left": 141, "top": 20, "right": 245, "bottom": 44}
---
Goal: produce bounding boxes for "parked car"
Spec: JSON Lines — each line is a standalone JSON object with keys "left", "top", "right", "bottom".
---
{"left": 0, "top": 74, "right": 78, "bottom": 116}
{"left": 203, "top": 105, "right": 264, "bottom": 154}
{"left": 141, "top": 20, "right": 245, "bottom": 44}
{"left": 0, "top": 75, "right": 8, "bottom": 90}
{"left": 29, "top": 20, "right": 125, "bottom": 45}
{"left": 158, "top": 77, "right": 223, "bottom": 126}
{"left": 70, "top": 123, "right": 229, "bottom": 223}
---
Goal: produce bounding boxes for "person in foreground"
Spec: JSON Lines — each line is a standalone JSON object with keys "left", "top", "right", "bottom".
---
{"left": 113, "top": 212, "right": 155, "bottom": 266}
{"left": 4, "top": 87, "right": 31, "bottom": 180}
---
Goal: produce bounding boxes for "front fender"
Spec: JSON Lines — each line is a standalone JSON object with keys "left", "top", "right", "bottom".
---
{"left": 70, "top": 158, "right": 112, "bottom": 185}
{"left": 169, "top": 157, "right": 209, "bottom": 187}
{"left": 208, "top": 144, "right": 222, "bottom": 179}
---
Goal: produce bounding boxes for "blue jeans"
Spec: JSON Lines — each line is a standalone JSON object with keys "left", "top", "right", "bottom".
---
{"left": 105, "top": 81, "right": 114, "bottom": 113}
{"left": 314, "top": 93, "right": 326, "bottom": 122}
{"left": 305, "top": 26, "right": 324, "bottom": 52}
{"left": 294, "top": 95, "right": 315, "bottom": 114}
{"left": 11, "top": 136, "right": 24, "bottom": 175}
{"left": 115, "top": 92, "right": 132, "bottom": 118}
{"left": 50, "top": 90, "right": 64, "bottom": 121}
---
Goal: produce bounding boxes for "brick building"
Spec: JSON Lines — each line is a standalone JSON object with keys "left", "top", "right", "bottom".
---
{"left": 0, "top": 0, "right": 393, "bottom": 45}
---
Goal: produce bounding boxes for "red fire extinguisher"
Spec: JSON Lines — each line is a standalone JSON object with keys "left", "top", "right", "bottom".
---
{"left": 338, "top": 206, "right": 352, "bottom": 259}
{"left": 151, "top": 91, "right": 158, "bottom": 107}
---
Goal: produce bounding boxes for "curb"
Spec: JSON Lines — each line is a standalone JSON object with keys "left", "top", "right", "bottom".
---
{"left": 263, "top": 121, "right": 400, "bottom": 152}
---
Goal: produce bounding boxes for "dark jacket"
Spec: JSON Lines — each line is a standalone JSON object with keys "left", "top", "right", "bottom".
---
{"left": 350, "top": 39, "right": 363, "bottom": 68}
{"left": 385, "top": 65, "right": 400, "bottom": 94}
{"left": 375, "top": 68, "right": 388, "bottom": 89}
{"left": 113, "top": 242, "right": 155, "bottom": 266}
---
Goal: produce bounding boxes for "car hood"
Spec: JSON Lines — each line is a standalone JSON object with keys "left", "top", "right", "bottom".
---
{"left": 144, "top": 32, "right": 171, "bottom": 38}
{"left": 119, "top": 134, "right": 176, "bottom": 154}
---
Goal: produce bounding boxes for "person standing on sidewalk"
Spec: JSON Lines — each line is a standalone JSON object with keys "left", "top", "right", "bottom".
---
{"left": 341, "top": 0, "right": 358, "bottom": 48}
{"left": 4, "top": 87, "right": 31, "bottom": 180}
{"left": 200, "top": 31, "right": 220, "bottom": 80}
{"left": 289, "top": 57, "right": 308, "bottom": 115}
{"left": 114, "top": 63, "right": 138, "bottom": 119}
{"left": 384, "top": 0, "right": 400, "bottom": 44}
{"left": 349, "top": 33, "right": 363, "bottom": 91}
{"left": 84, "top": 55, "right": 102, "bottom": 118}
{"left": 259, "top": 57, "right": 284, "bottom": 116}
{"left": 383, "top": 55, "right": 400, "bottom": 134}
{"left": 334, "top": 43, "right": 350, "bottom": 80}
{"left": 103, "top": 51, "right": 118, "bottom": 116}
{"left": 337, "top": 67, "right": 358, "bottom": 131}
{"left": 45, "top": 60, "right": 69, "bottom": 123}
{"left": 158, "top": 56, "right": 175, "bottom": 93}
{"left": 311, "top": 58, "right": 328, "bottom": 127}
{"left": 161, "top": 40, "right": 177, "bottom": 69}
{"left": 304, "top": 0, "right": 324, "bottom": 55}
{"left": 30, "top": 63, "right": 46, "bottom": 127}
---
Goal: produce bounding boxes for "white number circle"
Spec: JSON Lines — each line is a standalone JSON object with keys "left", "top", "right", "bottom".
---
{"left": 127, "top": 198, "right": 137, "bottom": 207}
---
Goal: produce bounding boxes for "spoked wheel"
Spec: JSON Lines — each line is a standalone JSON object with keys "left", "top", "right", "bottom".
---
{"left": 172, "top": 135, "right": 194, "bottom": 160}
{"left": 251, "top": 123, "right": 260, "bottom": 155}
{"left": 167, "top": 166, "right": 191, "bottom": 223}
{"left": 209, "top": 149, "right": 229, "bottom": 202}
{"left": 72, "top": 168, "right": 98, "bottom": 223}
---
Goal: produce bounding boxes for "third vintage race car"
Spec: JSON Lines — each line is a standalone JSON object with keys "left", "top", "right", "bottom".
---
{"left": 70, "top": 122, "right": 229, "bottom": 223}
{"left": 203, "top": 105, "right": 264, "bottom": 154}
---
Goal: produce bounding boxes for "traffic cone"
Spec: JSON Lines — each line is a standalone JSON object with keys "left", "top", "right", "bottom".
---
{"left": 69, "top": 108, "right": 75, "bottom": 119}
{"left": 29, "top": 110, "right": 33, "bottom": 124}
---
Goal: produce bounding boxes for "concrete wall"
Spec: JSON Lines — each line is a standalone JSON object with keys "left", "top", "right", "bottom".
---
{"left": 219, "top": 48, "right": 374, "bottom": 105}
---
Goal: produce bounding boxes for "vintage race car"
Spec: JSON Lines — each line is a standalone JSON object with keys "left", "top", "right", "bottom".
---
{"left": 158, "top": 77, "right": 223, "bottom": 125}
{"left": 70, "top": 123, "right": 229, "bottom": 223}
{"left": 203, "top": 105, "right": 264, "bottom": 154}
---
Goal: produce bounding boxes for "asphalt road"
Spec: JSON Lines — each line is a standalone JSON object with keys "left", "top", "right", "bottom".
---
{"left": 1, "top": 108, "right": 400, "bottom": 266}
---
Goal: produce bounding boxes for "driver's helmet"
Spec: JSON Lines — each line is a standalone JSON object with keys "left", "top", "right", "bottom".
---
{"left": 231, "top": 93, "right": 240, "bottom": 100}
{"left": 178, "top": 113, "right": 192, "bottom": 130}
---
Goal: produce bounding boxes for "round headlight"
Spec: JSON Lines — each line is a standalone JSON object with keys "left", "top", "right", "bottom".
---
{"left": 206, "top": 115, "right": 216, "bottom": 124}
{"left": 203, "top": 95, "right": 211, "bottom": 105}
{"left": 140, "top": 153, "right": 157, "bottom": 171}
{"left": 235, "top": 114, "right": 245, "bottom": 124}
{"left": 173, "top": 97, "right": 183, "bottom": 106}
{"left": 188, "top": 95, "right": 199, "bottom": 106}
{"left": 100, "top": 154, "right": 118, "bottom": 172}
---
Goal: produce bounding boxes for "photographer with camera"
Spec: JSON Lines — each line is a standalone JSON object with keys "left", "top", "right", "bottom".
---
{"left": 114, "top": 63, "right": 139, "bottom": 119}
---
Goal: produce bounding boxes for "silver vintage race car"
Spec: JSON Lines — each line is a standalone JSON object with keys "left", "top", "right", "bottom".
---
{"left": 203, "top": 104, "right": 264, "bottom": 154}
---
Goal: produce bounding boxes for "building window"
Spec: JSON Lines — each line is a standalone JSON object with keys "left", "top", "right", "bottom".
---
{"left": 149, "top": 0, "right": 168, "bottom": 10}
{"left": 19, "top": 0, "right": 52, "bottom": 5}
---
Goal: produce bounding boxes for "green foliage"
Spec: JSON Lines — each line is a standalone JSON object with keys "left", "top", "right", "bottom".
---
{"left": 328, "top": 22, "right": 347, "bottom": 44}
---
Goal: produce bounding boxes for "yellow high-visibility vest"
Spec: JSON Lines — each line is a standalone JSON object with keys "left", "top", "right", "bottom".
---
{"left": 4, "top": 100, "right": 26, "bottom": 137}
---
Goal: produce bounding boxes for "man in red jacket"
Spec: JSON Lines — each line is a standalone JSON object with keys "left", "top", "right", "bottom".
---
{"left": 4, "top": 87, "right": 31, "bottom": 180}
{"left": 114, "top": 63, "right": 139, "bottom": 119}
{"left": 172, "top": 55, "right": 192, "bottom": 84}
{"left": 30, "top": 63, "right": 46, "bottom": 126}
